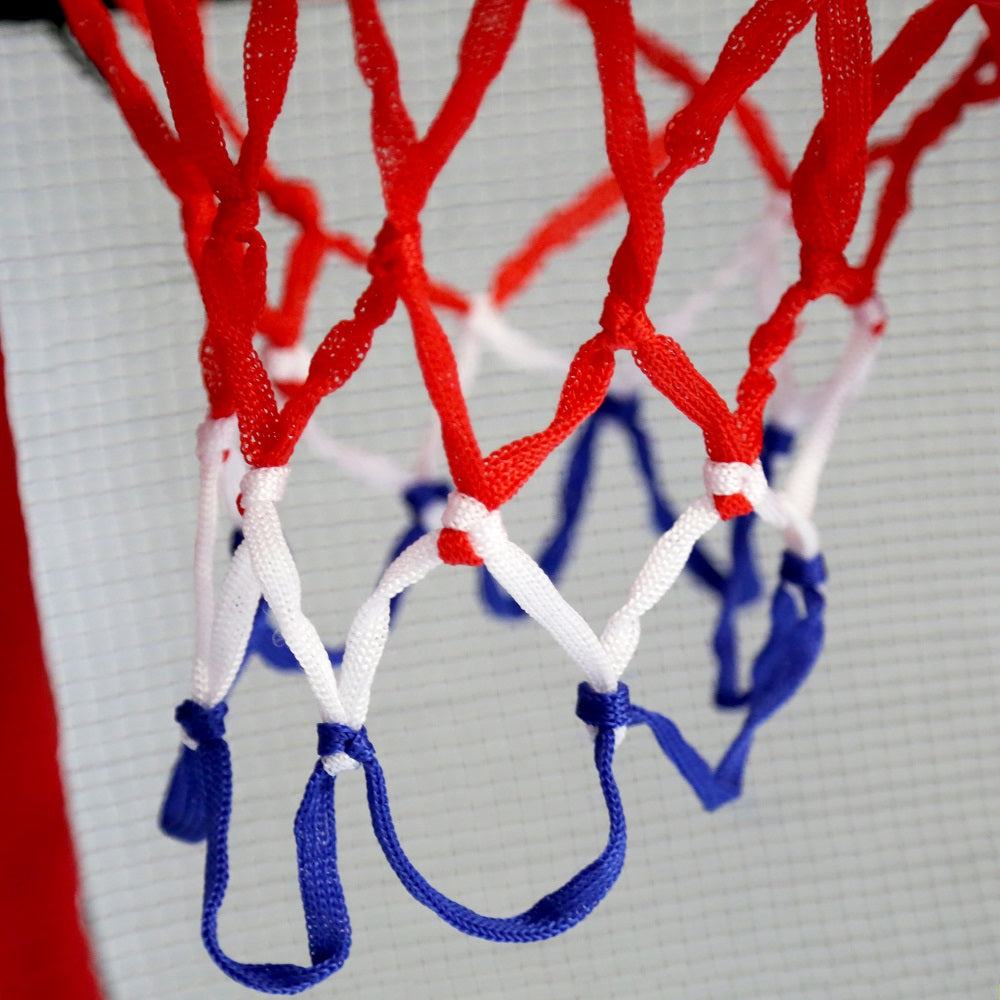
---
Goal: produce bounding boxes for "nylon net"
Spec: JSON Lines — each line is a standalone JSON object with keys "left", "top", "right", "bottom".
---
{"left": 45, "top": 0, "right": 1000, "bottom": 992}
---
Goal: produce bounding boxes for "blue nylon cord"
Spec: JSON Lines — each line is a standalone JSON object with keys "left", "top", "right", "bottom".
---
{"left": 475, "top": 401, "right": 798, "bottom": 724}
{"left": 163, "top": 700, "right": 353, "bottom": 994}
{"left": 161, "top": 393, "right": 824, "bottom": 988}
{"left": 316, "top": 719, "right": 627, "bottom": 943}
{"left": 161, "top": 692, "right": 629, "bottom": 989}
{"left": 160, "top": 744, "right": 209, "bottom": 843}
{"left": 711, "top": 511, "right": 760, "bottom": 708}
{"left": 578, "top": 550, "right": 826, "bottom": 812}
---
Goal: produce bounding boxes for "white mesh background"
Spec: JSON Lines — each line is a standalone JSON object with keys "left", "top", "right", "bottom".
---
{"left": 1, "top": 2, "right": 998, "bottom": 997}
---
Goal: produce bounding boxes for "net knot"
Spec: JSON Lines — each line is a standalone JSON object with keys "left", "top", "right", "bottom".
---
{"left": 575, "top": 682, "right": 632, "bottom": 730}
{"left": 175, "top": 699, "right": 228, "bottom": 746}
{"left": 440, "top": 492, "right": 495, "bottom": 533}
{"left": 317, "top": 722, "right": 375, "bottom": 765}
{"left": 800, "top": 245, "right": 869, "bottom": 303}
{"left": 600, "top": 294, "right": 655, "bottom": 350}
{"left": 368, "top": 219, "right": 422, "bottom": 287}
{"left": 438, "top": 492, "right": 500, "bottom": 566}
{"left": 704, "top": 459, "right": 768, "bottom": 519}
{"left": 240, "top": 465, "right": 291, "bottom": 506}
{"left": 213, "top": 194, "right": 261, "bottom": 243}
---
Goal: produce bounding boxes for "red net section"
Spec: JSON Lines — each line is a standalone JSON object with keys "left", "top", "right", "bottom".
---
{"left": 61, "top": 0, "right": 1000, "bottom": 555}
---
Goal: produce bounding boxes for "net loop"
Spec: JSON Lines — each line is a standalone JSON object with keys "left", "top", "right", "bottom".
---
{"left": 440, "top": 491, "right": 497, "bottom": 532}
{"left": 241, "top": 465, "right": 290, "bottom": 505}
{"left": 438, "top": 491, "right": 500, "bottom": 566}
{"left": 212, "top": 193, "right": 262, "bottom": 244}
{"left": 162, "top": 714, "right": 355, "bottom": 991}
{"left": 354, "top": 725, "right": 627, "bottom": 942}
{"left": 160, "top": 699, "right": 229, "bottom": 843}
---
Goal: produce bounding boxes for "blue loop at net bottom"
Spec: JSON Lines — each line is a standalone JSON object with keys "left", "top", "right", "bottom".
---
{"left": 159, "top": 546, "right": 825, "bottom": 993}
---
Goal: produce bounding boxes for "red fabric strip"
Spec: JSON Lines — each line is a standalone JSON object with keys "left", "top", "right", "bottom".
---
{"left": 0, "top": 332, "right": 104, "bottom": 1000}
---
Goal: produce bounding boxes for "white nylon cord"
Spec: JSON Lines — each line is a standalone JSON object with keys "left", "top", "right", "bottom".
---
{"left": 763, "top": 297, "right": 883, "bottom": 557}
{"left": 240, "top": 466, "right": 347, "bottom": 723}
{"left": 768, "top": 297, "right": 883, "bottom": 434}
{"left": 600, "top": 462, "right": 767, "bottom": 678}
{"left": 780, "top": 298, "right": 883, "bottom": 521}
{"left": 192, "top": 416, "right": 240, "bottom": 706}
{"left": 302, "top": 425, "right": 412, "bottom": 494}
{"left": 757, "top": 192, "right": 792, "bottom": 318}
{"left": 202, "top": 539, "right": 262, "bottom": 708}
{"left": 601, "top": 495, "right": 720, "bottom": 677}
{"left": 265, "top": 341, "right": 415, "bottom": 493}
{"left": 336, "top": 533, "right": 442, "bottom": 731}
{"left": 196, "top": 239, "right": 868, "bottom": 731}
{"left": 262, "top": 342, "right": 312, "bottom": 386}
{"left": 465, "top": 294, "right": 568, "bottom": 375}
{"left": 443, "top": 493, "right": 619, "bottom": 693}
{"left": 413, "top": 296, "right": 567, "bottom": 481}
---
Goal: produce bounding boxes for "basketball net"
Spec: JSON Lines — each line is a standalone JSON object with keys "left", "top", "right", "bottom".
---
{"left": 60, "top": 0, "right": 1000, "bottom": 991}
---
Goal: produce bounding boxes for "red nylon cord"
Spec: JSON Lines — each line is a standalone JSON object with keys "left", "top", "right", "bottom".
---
{"left": 862, "top": 39, "right": 1000, "bottom": 285}
{"left": 211, "top": 79, "right": 470, "bottom": 336}
{"left": 630, "top": 23, "right": 791, "bottom": 193}
{"left": 657, "top": 0, "right": 823, "bottom": 197}
{"left": 485, "top": 4, "right": 791, "bottom": 309}
{"left": 623, "top": 0, "right": 823, "bottom": 480}
{"left": 468, "top": 0, "right": 659, "bottom": 511}
{"left": 340, "top": 0, "right": 532, "bottom": 504}
{"left": 482, "top": 0, "right": 681, "bottom": 510}
{"left": 490, "top": 169, "right": 628, "bottom": 307}
{"left": 734, "top": 0, "right": 976, "bottom": 447}
{"left": 61, "top": 0, "right": 1000, "bottom": 524}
